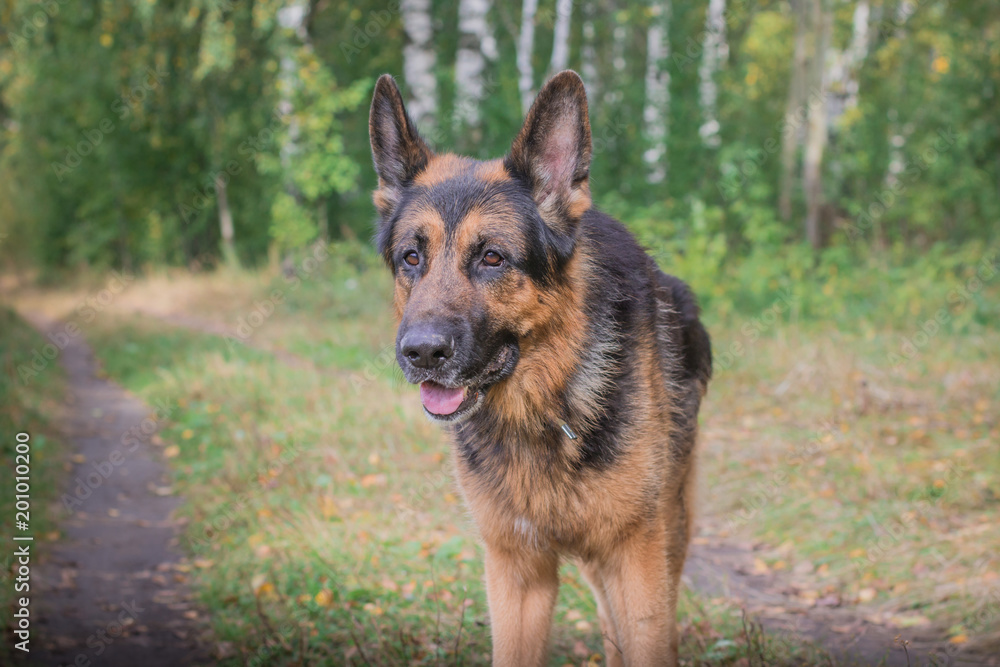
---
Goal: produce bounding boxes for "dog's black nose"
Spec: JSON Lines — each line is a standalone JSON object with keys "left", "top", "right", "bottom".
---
{"left": 400, "top": 328, "right": 455, "bottom": 369}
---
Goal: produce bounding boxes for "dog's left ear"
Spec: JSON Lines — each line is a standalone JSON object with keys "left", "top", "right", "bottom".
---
{"left": 506, "top": 70, "right": 592, "bottom": 239}
{"left": 369, "top": 74, "right": 433, "bottom": 219}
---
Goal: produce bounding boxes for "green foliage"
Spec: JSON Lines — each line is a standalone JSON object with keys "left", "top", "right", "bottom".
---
{"left": 0, "top": 0, "right": 997, "bottom": 272}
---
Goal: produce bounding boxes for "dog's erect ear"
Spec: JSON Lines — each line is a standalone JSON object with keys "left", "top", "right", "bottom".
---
{"left": 369, "top": 74, "right": 433, "bottom": 218}
{"left": 506, "top": 70, "right": 592, "bottom": 237}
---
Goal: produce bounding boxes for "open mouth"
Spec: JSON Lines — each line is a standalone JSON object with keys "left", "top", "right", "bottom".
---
{"left": 416, "top": 345, "right": 515, "bottom": 423}
{"left": 419, "top": 382, "right": 483, "bottom": 422}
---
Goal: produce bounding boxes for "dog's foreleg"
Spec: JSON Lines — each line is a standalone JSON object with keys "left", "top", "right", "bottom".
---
{"left": 484, "top": 545, "right": 559, "bottom": 667}
{"left": 598, "top": 527, "right": 677, "bottom": 667}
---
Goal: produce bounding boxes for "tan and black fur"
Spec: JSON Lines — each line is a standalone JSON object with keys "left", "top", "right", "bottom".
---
{"left": 369, "top": 70, "right": 712, "bottom": 667}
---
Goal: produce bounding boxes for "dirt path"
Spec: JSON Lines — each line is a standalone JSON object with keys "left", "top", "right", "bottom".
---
{"left": 103, "top": 307, "right": 999, "bottom": 666}
{"left": 18, "top": 312, "right": 209, "bottom": 667}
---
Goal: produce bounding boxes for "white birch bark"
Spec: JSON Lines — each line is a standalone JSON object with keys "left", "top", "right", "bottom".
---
{"left": 548, "top": 0, "right": 573, "bottom": 73}
{"left": 779, "top": 0, "right": 808, "bottom": 221}
{"left": 580, "top": 0, "right": 599, "bottom": 102}
{"left": 698, "top": 0, "right": 728, "bottom": 147}
{"left": 401, "top": 0, "right": 438, "bottom": 132}
{"left": 803, "top": 0, "right": 831, "bottom": 248}
{"left": 517, "top": 0, "right": 539, "bottom": 115}
{"left": 642, "top": 1, "right": 671, "bottom": 184}
{"left": 455, "top": 0, "right": 498, "bottom": 129}
{"left": 605, "top": 10, "right": 626, "bottom": 107}
{"left": 844, "top": 0, "right": 869, "bottom": 109}
{"left": 885, "top": 0, "right": 914, "bottom": 190}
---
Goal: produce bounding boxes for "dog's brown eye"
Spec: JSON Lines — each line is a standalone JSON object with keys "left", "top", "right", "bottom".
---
{"left": 483, "top": 251, "right": 504, "bottom": 267}
{"left": 404, "top": 251, "right": 420, "bottom": 266}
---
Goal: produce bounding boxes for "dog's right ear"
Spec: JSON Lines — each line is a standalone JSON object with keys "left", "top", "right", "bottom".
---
{"left": 369, "top": 75, "right": 433, "bottom": 219}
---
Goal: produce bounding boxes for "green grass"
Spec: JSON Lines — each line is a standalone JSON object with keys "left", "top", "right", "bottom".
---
{"left": 30, "top": 239, "right": 999, "bottom": 662}
{"left": 80, "top": 311, "right": 841, "bottom": 665}
{"left": 0, "top": 307, "right": 66, "bottom": 660}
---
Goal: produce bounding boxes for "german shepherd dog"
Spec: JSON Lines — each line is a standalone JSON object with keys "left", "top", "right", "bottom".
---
{"left": 369, "top": 70, "right": 712, "bottom": 667}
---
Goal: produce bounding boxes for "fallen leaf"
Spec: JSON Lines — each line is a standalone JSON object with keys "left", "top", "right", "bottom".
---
{"left": 949, "top": 634, "right": 968, "bottom": 644}
{"left": 314, "top": 589, "right": 333, "bottom": 606}
{"left": 163, "top": 445, "right": 180, "bottom": 458}
{"left": 360, "top": 473, "right": 387, "bottom": 488}
{"left": 858, "top": 587, "right": 877, "bottom": 602}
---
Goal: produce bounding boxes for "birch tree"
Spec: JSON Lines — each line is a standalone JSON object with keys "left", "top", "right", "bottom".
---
{"left": 643, "top": 1, "right": 671, "bottom": 184}
{"left": 803, "top": 0, "right": 831, "bottom": 249}
{"left": 454, "top": 0, "right": 498, "bottom": 132}
{"left": 517, "top": 0, "right": 539, "bottom": 114}
{"left": 401, "top": 0, "right": 438, "bottom": 132}
{"left": 778, "top": 0, "right": 808, "bottom": 221}
{"left": 580, "top": 0, "right": 600, "bottom": 102}
{"left": 698, "top": 0, "right": 727, "bottom": 147}
{"left": 548, "top": 0, "right": 573, "bottom": 73}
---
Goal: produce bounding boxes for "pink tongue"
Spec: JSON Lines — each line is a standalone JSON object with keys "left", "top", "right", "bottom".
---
{"left": 420, "top": 382, "right": 466, "bottom": 415}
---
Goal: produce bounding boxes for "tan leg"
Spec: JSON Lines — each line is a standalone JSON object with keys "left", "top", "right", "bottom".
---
{"left": 597, "top": 527, "right": 677, "bottom": 667}
{"left": 484, "top": 545, "right": 559, "bottom": 667}
{"left": 579, "top": 560, "right": 624, "bottom": 667}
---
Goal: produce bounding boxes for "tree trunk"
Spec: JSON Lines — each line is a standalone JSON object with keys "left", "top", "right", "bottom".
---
{"left": 643, "top": 0, "right": 671, "bottom": 184}
{"left": 698, "top": 0, "right": 727, "bottom": 147}
{"left": 580, "top": 0, "right": 599, "bottom": 102}
{"left": 845, "top": 0, "right": 869, "bottom": 110}
{"left": 803, "top": 0, "right": 830, "bottom": 250}
{"left": 401, "top": 0, "right": 438, "bottom": 131}
{"left": 216, "top": 174, "right": 238, "bottom": 267}
{"left": 454, "top": 0, "right": 497, "bottom": 134}
{"left": 548, "top": 0, "right": 573, "bottom": 73}
{"left": 779, "top": 0, "right": 808, "bottom": 221}
{"left": 517, "top": 0, "right": 538, "bottom": 114}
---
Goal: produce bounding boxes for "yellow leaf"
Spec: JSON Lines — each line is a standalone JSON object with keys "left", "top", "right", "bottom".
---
{"left": 99, "top": 34, "right": 113, "bottom": 47}
{"left": 949, "top": 634, "right": 968, "bottom": 644}
{"left": 320, "top": 495, "right": 339, "bottom": 520}
{"left": 314, "top": 589, "right": 333, "bottom": 606}
{"left": 181, "top": 429, "right": 194, "bottom": 440}
{"left": 368, "top": 452, "right": 380, "bottom": 465}
{"left": 251, "top": 574, "right": 272, "bottom": 597}
{"left": 849, "top": 548, "right": 866, "bottom": 558}
{"left": 858, "top": 587, "right": 877, "bottom": 602}
{"left": 752, "top": 558, "right": 770, "bottom": 574}
{"left": 163, "top": 445, "right": 180, "bottom": 458}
